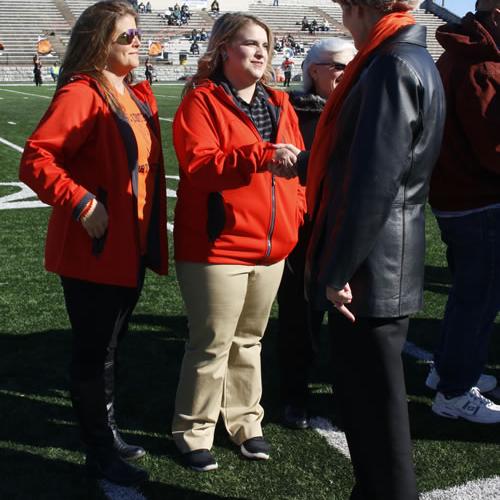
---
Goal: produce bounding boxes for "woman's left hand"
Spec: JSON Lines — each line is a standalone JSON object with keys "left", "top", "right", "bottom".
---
{"left": 326, "top": 283, "right": 355, "bottom": 322}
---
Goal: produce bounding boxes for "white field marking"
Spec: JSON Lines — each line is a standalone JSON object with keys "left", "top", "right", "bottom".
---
{"left": 0, "top": 83, "right": 56, "bottom": 87}
{"left": 403, "top": 341, "right": 434, "bottom": 362}
{"left": 0, "top": 182, "right": 176, "bottom": 209}
{"left": 0, "top": 182, "right": 48, "bottom": 209}
{"left": 0, "top": 88, "right": 51, "bottom": 99}
{"left": 309, "top": 416, "right": 350, "bottom": 459}
{"left": 166, "top": 175, "right": 179, "bottom": 180}
{"left": 7, "top": 121, "right": 16, "bottom": 125}
{"left": 167, "top": 222, "right": 174, "bottom": 232}
{"left": 159, "top": 117, "right": 173, "bottom": 122}
{"left": 154, "top": 94, "right": 180, "bottom": 99}
{"left": 99, "top": 480, "right": 146, "bottom": 500}
{"left": 0, "top": 136, "right": 23, "bottom": 153}
{"left": 420, "top": 476, "right": 500, "bottom": 500}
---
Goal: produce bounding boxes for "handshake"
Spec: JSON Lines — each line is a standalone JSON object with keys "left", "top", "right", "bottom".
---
{"left": 267, "top": 143, "right": 302, "bottom": 179}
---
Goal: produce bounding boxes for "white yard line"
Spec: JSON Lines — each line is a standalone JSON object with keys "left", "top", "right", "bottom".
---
{"left": 309, "top": 416, "right": 350, "bottom": 459}
{"left": 0, "top": 182, "right": 48, "bottom": 209}
{"left": 0, "top": 136, "right": 23, "bottom": 153}
{"left": 159, "top": 117, "right": 173, "bottom": 122}
{"left": 420, "top": 476, "right": 500, "bottom": 500}
{"left": 0, "top": 88, "right": 51, "bottom": 99}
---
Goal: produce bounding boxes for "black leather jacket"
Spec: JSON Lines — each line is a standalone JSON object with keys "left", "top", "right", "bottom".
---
{"left": 306, "top": 25, "right": 446, "bottom": 317}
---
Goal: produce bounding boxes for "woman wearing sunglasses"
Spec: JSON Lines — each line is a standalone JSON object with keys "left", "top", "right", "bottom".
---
{"left": 19, "top": 0, "right": 168, "bottom": 486}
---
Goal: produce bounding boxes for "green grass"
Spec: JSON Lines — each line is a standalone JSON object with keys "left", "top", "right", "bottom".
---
{"left": 0, "top": 84, "right": 499, "bottom": 499}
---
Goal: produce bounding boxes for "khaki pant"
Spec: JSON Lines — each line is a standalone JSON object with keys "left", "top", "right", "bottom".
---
{"left": 172, "top": 260, "right": 284, "bottom": 453}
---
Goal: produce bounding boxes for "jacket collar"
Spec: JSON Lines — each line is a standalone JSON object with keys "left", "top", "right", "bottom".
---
{"left": 385, "top": 24, "right": 427, "bottom": 49}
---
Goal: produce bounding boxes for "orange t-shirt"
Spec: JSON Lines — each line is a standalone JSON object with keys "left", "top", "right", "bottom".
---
{"left": 115, "top": 89, "right": 160, "bottom": 255}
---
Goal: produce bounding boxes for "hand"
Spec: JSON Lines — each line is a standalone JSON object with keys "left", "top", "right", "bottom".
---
{"left": 326, "top": 283, "right": 355, "bottom": 323}
{"left": 81, "top": 200, "right": 108, "bottom": 239}
{"left": 274, "top": 143, "right": 302, "bottom": 157}
{"left": 267, "top": 146, "right": 298, "bottom": 179}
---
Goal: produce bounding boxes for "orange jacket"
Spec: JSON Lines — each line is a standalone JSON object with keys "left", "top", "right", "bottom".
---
{"left": 173, "top": 80, "right": 305, "bottom": 265}
{"left": 19, "top": 75, "right": 168, "bottom": 286}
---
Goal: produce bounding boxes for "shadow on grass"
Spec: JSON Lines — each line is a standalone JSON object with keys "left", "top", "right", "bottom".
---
{"left": 1, "top": 312, "right": 498, "bottom": 497}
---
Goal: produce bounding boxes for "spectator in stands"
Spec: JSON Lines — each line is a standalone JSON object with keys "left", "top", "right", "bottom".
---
{"left": 210, "top": 0, "right": 219, "bottom": 13}
{"left": 145, "top": 1, "right": 151, "bottom": 13}
{"left": 138, "top": 1, "right": 145, "bottom": 13}
{"left": 273, "top": 0, "right": 279, "bottom": 5}
{"left": 191, "top": 28, "right": 199, "bottom": 41}
{"left": 19, "top": 0, "right": 168, "bottom": 487}
{"left": 171, "top": 12, "right": 305, "bottom": 473}
{"left": 50, "top": 62, "right": 60, "bottom": 82}
{"left": 273, "top": 0, "right": 445, "bottom": 497}
{"left": 278, "top": 38, "right": 356, "bottom": 430}
{"left": 33, "top": 55, "right": 43, "bottom": 86}
{"left": 320, "top": 18, "right": 330, "bottom": 31}
{"left": 281, "top": 56, "right": 294, "bottom": 86}
{"left": 145, "top": 56, "right": 154, "bottom": 83}
{"left": 301, "top": 16, "right": 309, "bottom": 31}
{"left": 190, "top": 40, "right": 199, "bottom": 55}
{"left": 200, "top": 27, "right": 208, "bottom": 41}
{"left": 181, "top": 2, "right": 191, "bottom": 18}
{"left": 427, "top": 0, "right": 500, "bottom": 423}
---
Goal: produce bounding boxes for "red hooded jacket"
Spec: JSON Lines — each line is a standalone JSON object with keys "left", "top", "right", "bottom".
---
{"left": 173, "top": 80, "right": 305, "bottom": 265}
{"left": 19, "top": 75, "right": 169, "bottom": 286}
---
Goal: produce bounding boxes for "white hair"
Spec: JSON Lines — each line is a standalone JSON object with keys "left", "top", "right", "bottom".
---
{"left": 302, "top": 38, "right": 356, "bottom": 94}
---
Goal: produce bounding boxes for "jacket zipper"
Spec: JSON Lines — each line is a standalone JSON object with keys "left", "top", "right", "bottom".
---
{"left": 265, "top": 174, "right": 276, "bottom": 258}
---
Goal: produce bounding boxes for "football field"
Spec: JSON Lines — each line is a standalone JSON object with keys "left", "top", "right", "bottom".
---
{"left": 0, "top": 83, "right": 499, "bottom": 499}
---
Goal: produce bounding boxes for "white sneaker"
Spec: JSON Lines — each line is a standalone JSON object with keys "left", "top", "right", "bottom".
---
{"left": 425, "top": 366, "right": 497, "bottom": 393}
{"left": 432, "top": 387, "right": 500, "bottom": 424}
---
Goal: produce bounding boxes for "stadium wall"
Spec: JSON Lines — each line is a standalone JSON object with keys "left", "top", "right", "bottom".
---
{"left": 150, "top": 0, "right": 250, "bottom": 10}
{"left": 0, "top": 63, "right": 202, "bottom": 83}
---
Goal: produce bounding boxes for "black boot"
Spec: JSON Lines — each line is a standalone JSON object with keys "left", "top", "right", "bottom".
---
{"left": 70, "top": 377, "right": 148, "bottom": 484}
{"left": 104, "top": 357, "right": 146, "bottom": 461}
{"left": 86, "top": 447, "right": 148, "bottom": 486}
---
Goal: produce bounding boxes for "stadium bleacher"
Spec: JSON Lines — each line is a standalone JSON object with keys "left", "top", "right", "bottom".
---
{"left": 0, "top": 0, "right": 451, "bottom": 82}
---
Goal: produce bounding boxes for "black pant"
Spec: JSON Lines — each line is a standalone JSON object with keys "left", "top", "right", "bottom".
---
{"left": 278, "top": 223, "right": 326, "bottom": 408}
{"left": 329, "top": 314, "right": 418, "bottom": 500}
{"left": 61, "top": 272, "right": 144, "bottom": 450}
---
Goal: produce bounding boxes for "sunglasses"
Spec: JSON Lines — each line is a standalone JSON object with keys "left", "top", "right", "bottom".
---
{"left": 316, "top": 62, "right": 347, "bottom": 71}
{"left": 114, "top": 29, "right": 142, "bottom": 45}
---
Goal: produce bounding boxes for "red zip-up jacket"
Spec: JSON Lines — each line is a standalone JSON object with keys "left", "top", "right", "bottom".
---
{"left": 19, "top": 75, "right": 168, "bottom": 286}
{"left": 173, "top": 79, "right": 306, "bottom": 265}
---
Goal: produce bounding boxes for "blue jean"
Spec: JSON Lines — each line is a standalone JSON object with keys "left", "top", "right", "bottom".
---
{"left": 434, "top": 208, "right": 500, "bottom": 396}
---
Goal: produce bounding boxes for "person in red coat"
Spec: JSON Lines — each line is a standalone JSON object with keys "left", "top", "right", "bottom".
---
{"left": 19, "top": 0, "right": 168, "bottom": 486}
{"left": 171, "top": 12, "right": 304, "bottom": 472}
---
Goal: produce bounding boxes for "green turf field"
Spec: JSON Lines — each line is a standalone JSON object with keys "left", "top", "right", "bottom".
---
{"left": 0, "top": 83, "right": 498, "bottom": 499}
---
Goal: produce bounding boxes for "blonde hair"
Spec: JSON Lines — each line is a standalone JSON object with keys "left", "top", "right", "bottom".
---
{"left": 58, "top": 0, "right": 138, "bottom": 109}
{"left": 335, "top": 0, "right": 420, "bottom": 11}
{"left": 183, "top": 12, "right": 274, "bottom": 96}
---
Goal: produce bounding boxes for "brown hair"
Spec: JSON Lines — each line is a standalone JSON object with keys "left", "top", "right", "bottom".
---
{"left": 57, "top": 0, "right": 138, "bottom": 108}
{"left": 183, "top": 12, "right": 274, "bottom": 96}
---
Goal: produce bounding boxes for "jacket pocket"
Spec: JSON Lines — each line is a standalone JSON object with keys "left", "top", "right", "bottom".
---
{"left": 206, "top": 191, "right": 226, "bottom": 242}
{"left": 92, "top": 187, "right": 108, "bottom": 256}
